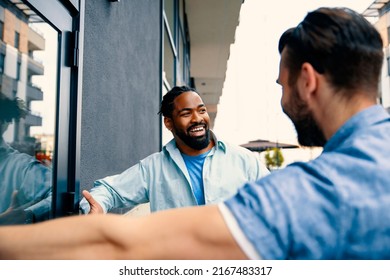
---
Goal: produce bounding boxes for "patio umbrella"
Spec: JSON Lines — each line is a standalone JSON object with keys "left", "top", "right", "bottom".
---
{"left": 240, "top": 139, "right": 299, "bottom": 152}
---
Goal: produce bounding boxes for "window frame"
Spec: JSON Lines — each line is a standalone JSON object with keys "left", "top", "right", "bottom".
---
{"left": 22, "top": 0, "right": 84, "bottom": 218}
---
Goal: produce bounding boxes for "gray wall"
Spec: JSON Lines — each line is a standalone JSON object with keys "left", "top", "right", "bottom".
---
{"left": 80, "top": 0, "right": 162, "bottom": 190}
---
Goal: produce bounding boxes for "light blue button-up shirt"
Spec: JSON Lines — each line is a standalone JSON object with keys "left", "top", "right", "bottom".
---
{"left": 224, "top": 105, "right": 390, "bottom": 259}
{"left": 80, "top": 133, "right": 269, "bottom": 213}
{"left": 0, "top": 138, "right": 52, "bottom": 221}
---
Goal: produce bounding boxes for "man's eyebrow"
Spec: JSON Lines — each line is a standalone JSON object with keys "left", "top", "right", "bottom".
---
{"left": 177, "top": 104, "right": 206, "bottom": 113}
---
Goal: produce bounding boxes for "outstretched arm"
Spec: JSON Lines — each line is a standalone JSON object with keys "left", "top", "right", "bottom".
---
{"left": 81, "top": 190, "right": 104, "bottom": 214}
{"left": 0, "top": 205, "right": 247, "bottom": 260}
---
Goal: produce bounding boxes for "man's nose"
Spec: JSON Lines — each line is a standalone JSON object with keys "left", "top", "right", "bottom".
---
{"left": 191, "top": 112, "right": 202, "bottom": 123}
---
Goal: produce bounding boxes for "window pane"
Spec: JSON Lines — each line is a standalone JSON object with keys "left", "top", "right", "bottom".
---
{"left": 0, "top": 4, "right": 58, "bottom": 225}
{"left": 177, "top": 29, "right": 184, "bottom": 85}
{"left": 14, "top": 31, "right": 19, "bottom": 49}
{"left": 0, "top": 21, "right": 3, "bottom": 40}
{"left": 164, "top": 27, "right": 174, "bottom": 88}
{"left": 179, "top": 0, "right": 184, "bottom": 27}
{"left": 164, "top": 0, "right": 175, "bottom": 38}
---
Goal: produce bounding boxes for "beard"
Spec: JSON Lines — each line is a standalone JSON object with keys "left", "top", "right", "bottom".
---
{"left": 175, "top": 124, "right": 211, "bottom": 150}
{"left": 283, "top": 87, "right": 327, "bottom": 147}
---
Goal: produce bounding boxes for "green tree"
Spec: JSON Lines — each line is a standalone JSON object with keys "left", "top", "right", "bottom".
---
{"left": 264, "top": 147, "right": 284, "bottom": 170}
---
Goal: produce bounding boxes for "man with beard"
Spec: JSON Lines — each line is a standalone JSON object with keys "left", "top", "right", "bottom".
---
{"left": 1, "top": 7, "right": 390, "bottom": 260}
{"left": 79, "top": 85, "right": 269, "bottom": 214}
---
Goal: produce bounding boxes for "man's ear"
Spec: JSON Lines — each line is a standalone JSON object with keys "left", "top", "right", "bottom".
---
{"left": 164, "top": 117, "right": 173, "bottom": 131}
{"left": 297, "top": 62, "right": 318, "bottom": 102}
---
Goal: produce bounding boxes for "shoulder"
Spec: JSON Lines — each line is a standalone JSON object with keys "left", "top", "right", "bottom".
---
{"left": 139, "top": 142, "right": 177, "bottom": 166}
{"left": 139, "top": 150, "right": 166, "bottom": 165}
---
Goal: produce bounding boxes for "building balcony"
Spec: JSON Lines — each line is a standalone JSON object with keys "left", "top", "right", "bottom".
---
{"left": 25, "top": 113, "right": 42, "bottom": 127}
{"left": 28, "top": 26, "right": 45, "bottom": 51}
{"left": 26, "top": 83, "right": 43, "bottom": 101}
{"left": 27, "top": 56, "right": 44, "bottom": 76}
{"left": 0, "top": 74, "right": 18, "bottom": 97}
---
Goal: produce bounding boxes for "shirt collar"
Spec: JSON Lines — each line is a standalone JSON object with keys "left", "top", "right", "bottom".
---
{"left": 0, "top": 137, "right": 12, "bottom": 155}
{"left": 324, "top": 105, "right": 390, "bottom": 152}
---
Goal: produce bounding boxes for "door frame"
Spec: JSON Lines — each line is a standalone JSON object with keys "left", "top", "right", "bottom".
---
{"left": 23, "top": 0, "right": 84, "bottom": 218}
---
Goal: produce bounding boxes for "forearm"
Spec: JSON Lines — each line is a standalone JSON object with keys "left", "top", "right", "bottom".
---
{"left": 0, "top": 205, "right": 247, "bottom": 260}
{"left": 123, "top": 205, "right": 248, "bottom": 259}
{"left": 0, "top": 215, "right": 123, "bottom": 259}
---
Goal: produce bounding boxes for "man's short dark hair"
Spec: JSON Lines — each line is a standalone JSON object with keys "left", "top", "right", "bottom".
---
{"left": 0, "top": 94, "right": 28, "bottom": 123}
{"left": 278, "top": 7, "right": 383, "bottom": 97}
{"left": 159, "top": 86, "right": 198, "bottom": 118}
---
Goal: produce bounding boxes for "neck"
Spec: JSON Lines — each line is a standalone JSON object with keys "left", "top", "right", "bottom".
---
{"left": 316, "top": 92, "right": 376, "bottom": 140}
{"left": 176, "top": 138, "right": 215, "bottom": 156}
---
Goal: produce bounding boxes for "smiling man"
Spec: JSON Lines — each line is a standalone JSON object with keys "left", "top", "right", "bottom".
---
{"left": 80, "top": 86, "right": 269, "bottom": 214}
{"left": 1, "top": 7, "right": 390, "bottom": 260}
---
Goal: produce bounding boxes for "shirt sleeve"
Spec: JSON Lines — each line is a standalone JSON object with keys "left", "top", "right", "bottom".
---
{"left": 80, "top": 162, "right": 150, "bottom": 213}
{"left": 20, "top": 159, "right": 52, "bottom": 221}
{"left": 218, "top": 203, "right": 262, "bottom": 259}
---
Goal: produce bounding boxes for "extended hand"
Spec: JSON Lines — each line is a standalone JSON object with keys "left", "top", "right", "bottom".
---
{"left": 0, "top": 191, "right": 35, "bottom": 225}
{"left": 82, "top": 190, "right": 104, "bottom": 214}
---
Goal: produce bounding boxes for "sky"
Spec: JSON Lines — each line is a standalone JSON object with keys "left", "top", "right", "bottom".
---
{"left": 30, "top": 24, "right": 58, "bottom": 137}
{"left": 213, "top": 0, "right": 375, "bottom": 164}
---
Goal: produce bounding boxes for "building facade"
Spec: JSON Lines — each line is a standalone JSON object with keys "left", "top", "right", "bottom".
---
{"left": 0, "top": 0, "right": 44, "bottom": 155}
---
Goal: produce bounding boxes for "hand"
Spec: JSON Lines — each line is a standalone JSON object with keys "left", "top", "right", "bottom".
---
{"left": 0, "top": 191, "right": 35, "bottom": 225}
{"left": 82, "top": 190, "right": 104, "bottom": 214}
{"left": 0, "top": 209, "right": 32, "bottom": 225}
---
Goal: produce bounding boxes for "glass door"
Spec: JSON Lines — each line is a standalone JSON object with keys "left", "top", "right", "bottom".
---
{"left": 0, "top": 0, "right": 82, "bottom": 225}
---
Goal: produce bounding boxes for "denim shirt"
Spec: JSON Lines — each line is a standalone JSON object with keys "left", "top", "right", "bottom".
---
{"left": 224, "top": 105, "right": 390, "bottom": 259}
{"left": 80, "top": 133, "right": 269, "bottom": 213}
{"left": 0, "top": 138, "right": 52, "bottom": 221}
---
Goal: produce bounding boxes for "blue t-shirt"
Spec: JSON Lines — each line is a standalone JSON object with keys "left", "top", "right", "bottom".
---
{"left": 182, "top": 150, "right": 211, "bottom": 205}
{"left": 224, "top": 105, "right": 390, "bottom": 259}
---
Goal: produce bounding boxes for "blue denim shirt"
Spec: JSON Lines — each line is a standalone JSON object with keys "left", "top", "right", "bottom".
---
{"left": 224, "top": 105, "right": 390, "bottom": 259}
{"left": 80, "top": 133, "right": 269, "bottom": 213}
{"left": 0, "top": 138, "right": 52, "bottom": 221}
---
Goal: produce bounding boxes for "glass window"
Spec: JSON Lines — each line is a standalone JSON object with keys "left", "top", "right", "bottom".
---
{"left": 161, "top": 84, "right": 173, "bottom": 145}
{"left": 0, "top": 53, "right": 4, "bottom": 73}
{"left": 0, "top": 5, "right": 58, "bottom": 225}
{"left": 177, "top": 29, "right": 184, "bottom": 85}
{"left": 164, "top": 27, "right": 174, "bottom": 88}
{"left": 387, "top": 56, "right": 390, "bottom": 76}
{"left": 164, "top": 0, "right": 175, "bottom": 38}
{"left": 16, "top": 61, "right": 21, "bottom": 80}
{"left": 179, "top": 0, "right": 184, "bottom": 27}
{"left": 0, "top": 21, "right": 3, "bottom": 41}
{"left": 14, "top": 31, "right": 20, "bottom": 49}
{"left": 387, "top": 26, "right": 390, "bottom": 46}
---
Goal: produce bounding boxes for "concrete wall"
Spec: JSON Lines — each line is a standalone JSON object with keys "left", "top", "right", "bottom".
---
{"left": 80, "top": 0, "right": 162, "bottom": 198}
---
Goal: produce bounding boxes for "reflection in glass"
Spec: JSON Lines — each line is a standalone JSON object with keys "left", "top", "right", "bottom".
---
{"left": 164, "top": 27, "right": 174, "bottom": 88}
{"left": 0, "top": 2, "right": 57, "bottom": 225}
{"left": 164, "top": 0, "right": 175, "bottom": 37}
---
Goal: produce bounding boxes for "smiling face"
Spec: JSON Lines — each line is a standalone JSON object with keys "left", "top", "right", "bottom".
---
{"left": 164, "top": 91, "right": 213, "bottom": 154}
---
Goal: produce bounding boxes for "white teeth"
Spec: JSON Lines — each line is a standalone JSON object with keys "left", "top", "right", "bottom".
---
{"left": 190, "top": 127, "right": 204, "bottom": 132}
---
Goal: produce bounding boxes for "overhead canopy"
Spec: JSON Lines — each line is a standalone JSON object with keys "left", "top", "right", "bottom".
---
{"left": 186, "top": 0, "right": 243, "bottom": 128}
{"left": 241, "top": 139, "right": 299, "bottom": 152}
